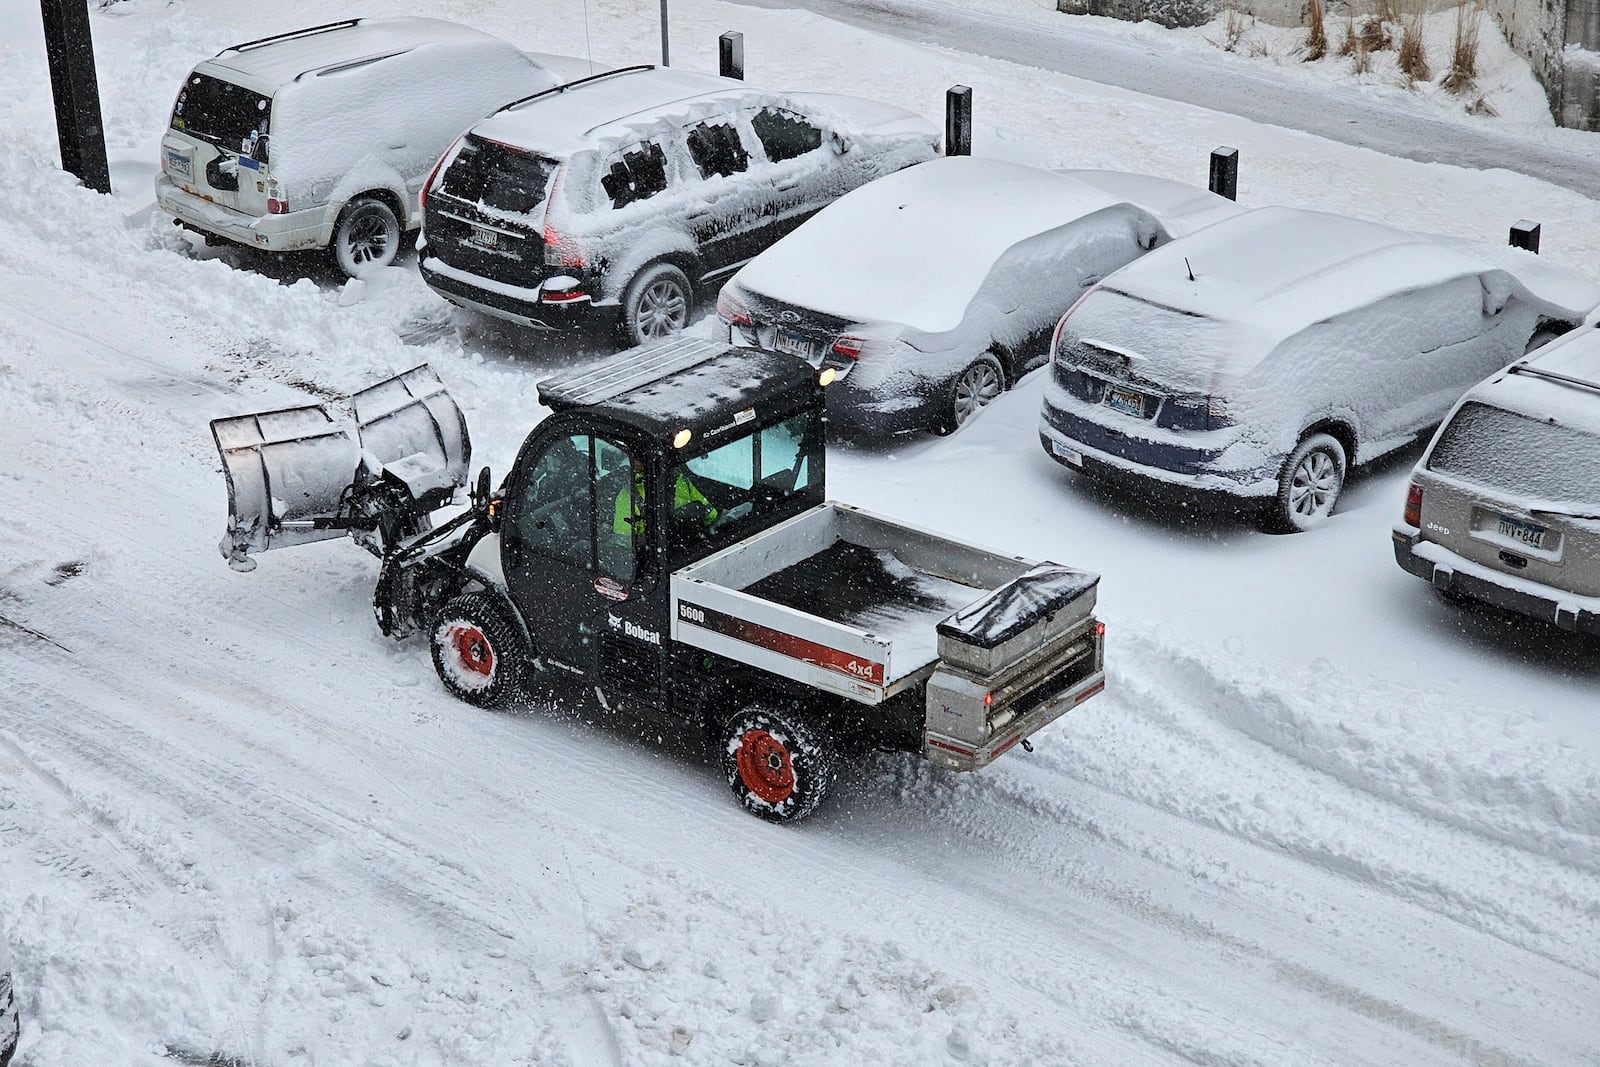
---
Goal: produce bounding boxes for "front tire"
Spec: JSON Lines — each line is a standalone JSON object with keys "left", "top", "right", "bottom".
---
{"left": 720, "top": 705, "right": 838, "bottom": 822}
{"left": 430, "top": 592, "right": 527, "bottom": 708}
{"left": 620, "top": 262, "right": 692, "bottom": 346}
{"left": 1263, "top": 432, "right": 1347, "bottom": 533}
{"left": 936, "top": 354, "right": 1005, "bottom": 435}
{"left": 330, "top": 196, "right": 400, "bottom": 278}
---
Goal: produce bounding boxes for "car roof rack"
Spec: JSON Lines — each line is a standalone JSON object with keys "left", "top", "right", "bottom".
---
{"left": 301, "top": 48, "right": 411, "bottom": 80}
{"left": 495, "top": 64, "right": 656, "bottom": 116}
{"left": 221, "top": 19, "right": 362, "bottom": 56}
{"left": 1508, "top": 361, "right": 1600, "bottom": 396}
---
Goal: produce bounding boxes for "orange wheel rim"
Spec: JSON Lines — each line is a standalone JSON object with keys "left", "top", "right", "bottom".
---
{"left": 736, "top": 729, "right": 795, "bottom": 804}
{"left": 450, "top": 625, "right": 494, "bottom": 677}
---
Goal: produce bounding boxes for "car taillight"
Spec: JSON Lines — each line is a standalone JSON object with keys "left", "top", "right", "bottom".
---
{"left": 542, "top": 223, "right": 583, "bottom": 268}
{"left": 831, "top": 336, "right": 865, "bottom": 360}
{"left": 1404, "top": 482, "right": 1423, "bottom": 528}
{"left": 266, "top": 177, "right": 287, "bottom": 215}
{"left": 717, "top": 289, "right": 751, "bottom": 326}
{"left": 419, "top": 140, "right": 456, "bottom": 216}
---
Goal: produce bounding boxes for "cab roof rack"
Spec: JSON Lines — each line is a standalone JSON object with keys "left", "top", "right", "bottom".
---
{"left": 496, "top": 64, "right": 656, "bottom": 116}
{"left": 221, "top": 19, "right": 362, "bottom": 56}
{"left": 302, "top": 48, "right": 411, "bottom": 80}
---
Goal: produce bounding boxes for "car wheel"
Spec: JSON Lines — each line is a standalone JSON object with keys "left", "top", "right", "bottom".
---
{"left": 936, "top": 354, "right": 1006, "bottom": 435}
{"left": 429, "top": 592, "right": 527, "bottom": 708}
{"left": 720, "top": 704, "right": 838, "bottom": 822}
{"left": 621, "top": 263, "right": 692, "bottom": 346}
{"left": 330, "top": 196, "right": 400, "bottom": 278}
{"left": 1263, "top": 432, "right": 1347, "bottom": 533}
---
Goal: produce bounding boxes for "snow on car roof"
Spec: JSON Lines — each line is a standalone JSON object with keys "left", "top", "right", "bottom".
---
{"left": 731, "top": 157, "right": 1182, "bottom": 333}
{"left": 1101, "top": 206, "right": 1598, "bottom": 346}
{"left": 207, "top": 17, "right": 516, "bottom": 86}
{"left": 1470, "top": 324, "right": 1600, "bottom": 434}
{"left": 468, "top": 66, "right": 746, "bottom": 158}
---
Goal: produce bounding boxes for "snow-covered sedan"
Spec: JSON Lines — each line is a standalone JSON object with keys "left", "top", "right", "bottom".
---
{"left": 1039, "top": 206, "right": 1600, "bottom": 532}
{"left": 716, "top": 157, "right": 1240, "bottom": 435}
{"left": 1394, "top": 322, "right": 1600, "bottom": 633}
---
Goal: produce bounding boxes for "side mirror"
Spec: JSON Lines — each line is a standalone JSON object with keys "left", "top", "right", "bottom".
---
{"left": 828, "top": 130, "right": 852, "bottom": 155}
{"left": 473, "top": 466, "right": 492, "bottom": 508}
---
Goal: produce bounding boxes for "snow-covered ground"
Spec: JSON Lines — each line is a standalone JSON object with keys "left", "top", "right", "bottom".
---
{"left": 1, "top": 0, "right": 1598, "bottom": 1064}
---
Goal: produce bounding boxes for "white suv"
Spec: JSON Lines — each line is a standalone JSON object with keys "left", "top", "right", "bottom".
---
{"left": 156, "top": 18, "right": 567, "bottom": 277}
{"left": 418, "top": 65, "right": 939, "bottom": 346}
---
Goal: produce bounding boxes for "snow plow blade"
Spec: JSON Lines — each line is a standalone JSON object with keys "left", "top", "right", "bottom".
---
{"left": 212, "top": 365, "right": 470, "bottom": 570}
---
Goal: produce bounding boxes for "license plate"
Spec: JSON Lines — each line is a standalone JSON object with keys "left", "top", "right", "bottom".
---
{"left": 468, "top": 226, "right": 498, "bottom": 250}
{"left": 1052, "top": 440, "right": 1083, "bottom": 466}
{"left": 164, "top": 147, "right": 192, "bottom": 180}
{"left": 1106, "top": 386, "right": 1145, "bottom": 418}
{"left": 774, "top": 328, "right": 816, "bottom": 361}
{"left": 1497, "top": 514, "right": 1547, "bottom": 549}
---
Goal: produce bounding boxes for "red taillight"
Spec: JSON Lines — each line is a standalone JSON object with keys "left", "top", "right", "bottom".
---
{"left": 542, "top": 222, "right": 583, "bottom": 268}
{"left": 717, "top": 288, "right": 751, "bottom": 326}
{"left": 831, "top": 336, "right": 865, "bottom": 360}
{"left": 1094, "top": 621, "right": 1105, "bottom": 637}
{"left": 983, "top": 692, "right": 993, "bottom": 707}
{"left": 1404, "top": 482, "right": 1423, "bottom": 528}
{"left": 419, "top": 140, "right": 456, "bottom": 216}
{"left": 266, "top": 177, "right": 287, "bottom": 215}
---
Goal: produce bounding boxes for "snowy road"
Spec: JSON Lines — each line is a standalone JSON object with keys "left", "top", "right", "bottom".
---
{"left": 2, "top": 0, "right": 1599, "bottom": 1063}
{"left": 731, "top": 0, "right": 1600, "bottom": 198}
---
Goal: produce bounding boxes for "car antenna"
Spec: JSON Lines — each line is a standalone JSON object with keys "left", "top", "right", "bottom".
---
{"left": 1184, "top": 257, "right": 1195, "bottom": 281}
{"left": 583, "top": 0, "right": 595, "bottom": 74}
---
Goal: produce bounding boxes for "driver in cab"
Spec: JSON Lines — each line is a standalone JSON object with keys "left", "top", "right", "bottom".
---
{"left": 613, "top": 460, "right": 718, "bottom": 546}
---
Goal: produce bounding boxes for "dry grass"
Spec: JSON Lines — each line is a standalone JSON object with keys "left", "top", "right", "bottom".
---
{"left": 1467, "top": 92, "right": 1498, "bottom": 115}
{"left": 1350, "top": 37, "right": 1374, "bottom": 74}
{"left": 1441, "top": 0, "right": 1482, "bottom": 94}
{"left": 1303, "top": 0, "right": 1328, "bottom": 61}
{"left": 1397, "top": 0, "right": 1430, "bottom": 82}
{"left": 1337, "top": 11, "right": 1358, "bottom": 56}
{"left": 1218, "top": 2, "right": 1250, "bottom": 52}
{"left": 1358, "top": 14, "right": 1393, "bottom": 51}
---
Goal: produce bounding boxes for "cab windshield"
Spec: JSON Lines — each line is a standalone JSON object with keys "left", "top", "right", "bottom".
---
{"left": 171, "top": 72, "right": 271, "bottom": 152}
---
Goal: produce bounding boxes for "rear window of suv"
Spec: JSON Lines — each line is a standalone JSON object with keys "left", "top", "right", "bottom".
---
{"left": 1428, "top": 401, "right": 1600, "bottom": 502}
{"left": 440, "top": 136, "right": 561, "bottom": 215}
{"left": 171, "top": 72, "right": 271, "bottom": 152}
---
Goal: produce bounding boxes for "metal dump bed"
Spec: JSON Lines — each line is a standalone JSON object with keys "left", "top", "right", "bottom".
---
{"left": 670, "top": 502, "right": 1082, "bottom": 704}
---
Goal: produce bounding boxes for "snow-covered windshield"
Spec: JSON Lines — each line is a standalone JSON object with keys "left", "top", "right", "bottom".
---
{"left": 440, "top": 135, "right": 560, "bottom": 215}
{"left": 1428, "top": 401, "right": 1600, "bottom": 503}
{"left": 171, "top": 72, "right": 270, "bottom": 152}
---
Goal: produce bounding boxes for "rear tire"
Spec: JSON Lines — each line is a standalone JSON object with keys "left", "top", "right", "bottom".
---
{"left": 1262, "top": 432, "right": 1347, "bottom": 533}
{"left": 720, "top": 704, "right": 838, "bottom": 822}
{"left": 430, "top": 592, "right": 527, "bottom": 708}
{"left": 620, "top": 262, "right": 692, "bottom": 346}
{"left": 936, "top": 354, "right": 1005, "bottom": 435}
{"left": 330, "top": 196, "right": 400, "bottom": 278}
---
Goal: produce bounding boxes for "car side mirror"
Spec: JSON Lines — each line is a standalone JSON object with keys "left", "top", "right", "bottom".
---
{"left": 828, "top": 130, "right": 852, "bottom": 155}
{"left": 472, "top": 466, "right": 492, "bottom": 508}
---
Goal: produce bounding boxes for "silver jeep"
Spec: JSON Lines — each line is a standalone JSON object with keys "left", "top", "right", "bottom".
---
{"left": 1394, "top": 323, "right": 1600, "bottom": 634}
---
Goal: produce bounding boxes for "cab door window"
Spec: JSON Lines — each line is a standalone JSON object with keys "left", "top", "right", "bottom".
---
{"left": 512, "top": 434, "right": 647, "bottom": 585}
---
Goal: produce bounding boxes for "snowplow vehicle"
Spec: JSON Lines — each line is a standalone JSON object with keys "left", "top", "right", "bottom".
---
{"left": 211, "top": 339, "right": 1106, "bottom": 820}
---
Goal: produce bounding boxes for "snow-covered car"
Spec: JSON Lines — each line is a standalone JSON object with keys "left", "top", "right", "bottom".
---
{"left": 417, "top": 65, "right": 939, "bottom": 347}
{"left": 717, "top": 157, "right": 1241, "bottom": 435}
{"left": 1393, "top": 322, "right": 1600, "bottom": 633}
{"left": 156, "top": 18, "right": 571, "bottom": 277}
{"left": 1038, "top": 206, "right": 1600, "bottom": 532}
{"left": 1, "top": 938, "right": 16, "bottom": 1067}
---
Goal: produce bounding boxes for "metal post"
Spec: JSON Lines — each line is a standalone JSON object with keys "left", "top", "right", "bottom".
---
{"left": 659, "top": 0, "right": 670, "bottom": 66}
{"left": 945, "top": 85, "right": 972, "bottom": 157}
{"left": 39, "top": 0, "right": 111, "bottom": 194}
{"left": 719, "top": 32, "right": 744, "bottom": 80}
{"left": 1208, "top": 147, "right": 1238, "bottom": 202}
{"left": 1509, "top": 220, "right": 1541, "bottom": 254}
